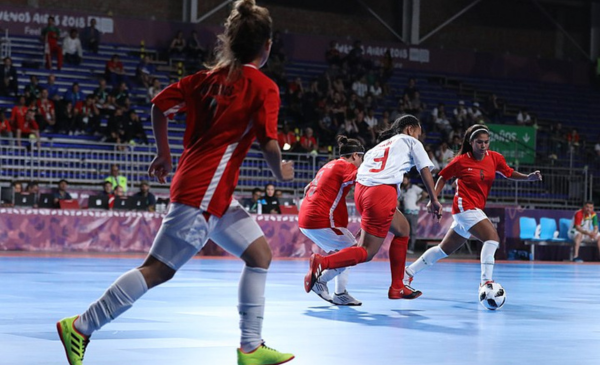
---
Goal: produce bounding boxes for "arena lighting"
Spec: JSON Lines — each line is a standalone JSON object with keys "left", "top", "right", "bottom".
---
{"left": 283, "top": 143, "right": 291, "bottom": 151}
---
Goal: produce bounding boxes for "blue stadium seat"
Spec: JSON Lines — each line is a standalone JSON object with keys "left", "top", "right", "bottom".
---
{"left": 538, "top": 217, "right": 558, "bottom": 241}
{"left": 557, "top": 218, "right": 572, "bottom": 241}
{"left": 519, "top": 217, "right": 538, "bottom": 240}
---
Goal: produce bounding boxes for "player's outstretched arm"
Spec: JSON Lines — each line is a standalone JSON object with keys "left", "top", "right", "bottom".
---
{"left": 420, "top": 167, "right": 443, "bottom": 218}
{"left": 508, "top": 170, "right": 542, "bottom": 182}
{"left": 260, "top": 139, "right": 294, "bottom": 182}
{"left": 148, "top": 104, "right": 172, "bottom": 184}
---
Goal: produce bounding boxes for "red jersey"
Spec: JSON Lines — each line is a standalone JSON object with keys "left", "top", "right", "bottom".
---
{"left": 299, "top": 158, "right": 357, "bottom": 229}
{"left": 37, "top": 99, "right": 55, "bottom": 123}
{"left": 152, "top": 64, "right": 279, "bottom": 217}
{"left": 0, "top": 118, "right": 11, "bottom": 133}
{"left": 11, "top": 105, "right": 27, "bottom": 129}
{"left": 439, "top": 150, "right": 514, "bottom": 214}
{"left": 18, "top": 117, "right": 39, "bottom": 134}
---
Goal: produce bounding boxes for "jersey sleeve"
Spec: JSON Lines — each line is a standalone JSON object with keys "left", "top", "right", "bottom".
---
{"left": 411, "top": 140, "right": 434, "bottom": 172}
{"left": 494, "top": 152, "right": 515, "bottom": 178}
{"left": 593, "top": 214, "right": 598, "bottom": 228}
{"left": 252, "top": 82, "right": 280, "bottom": 144}
{"left": 438, "top": 155, "right": 459, "bottom": 181}
{"left": 151, "top": 77, "right": 189, "bottom": 119}
{"left": 342, "top": 163, "right": 358, "bottom": 182}
{"left": 573, "top": 211, "right": 583, "bottom": 226}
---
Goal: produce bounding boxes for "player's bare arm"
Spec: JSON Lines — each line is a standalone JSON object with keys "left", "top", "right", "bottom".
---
{"left": 148, "top": 104, "right": 172, "bottom": 184}
{"left": 260, "top": 139, "right": 294, "bottom": 181}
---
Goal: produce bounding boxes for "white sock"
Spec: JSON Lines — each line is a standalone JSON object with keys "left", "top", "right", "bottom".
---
{"left": 480, "top": 240, "right": 499, "bottom": 284}
{"left": 319, "top": 267, "right": 345, "bottom": 283}
{"left": 75, "top": 268, "right": 148, "bottom": 336}
{"left": 238, "top": 266, "right": 267, "bottom": 353}
{"left": 406, "top": 245, "right": 448, "bottom": 278}
{"left": 334, "top": 268, "right": 349, "bottom": 294}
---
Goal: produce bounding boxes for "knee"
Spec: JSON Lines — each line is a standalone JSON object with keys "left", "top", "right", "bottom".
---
{"left": 243, "top": 247, "right": 272, "bottom": 269}
{"left": 139, "top": 262, "right": 176, "bottom": 288}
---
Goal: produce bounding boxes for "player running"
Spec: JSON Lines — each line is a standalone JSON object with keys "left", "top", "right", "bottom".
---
{"left": 299, "top": 135, "right": 365, "bottom": 306}
{"left": 304, "top": 115, "right": 442, "bottom": 299}
{"left": 404, "top": 124, "right": 542, "bottom": 290}
{"left": 56, "top": 1, "right": 295, "bottom": 365}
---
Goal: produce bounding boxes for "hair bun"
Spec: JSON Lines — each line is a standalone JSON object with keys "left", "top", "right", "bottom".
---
{"left": 235, "top": 0, "right": 256, "bottom": 16}
{"left": 336, "top": 135, "right": 349, "bottom": 147}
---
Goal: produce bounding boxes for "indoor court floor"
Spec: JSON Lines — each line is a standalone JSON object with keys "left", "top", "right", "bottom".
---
{"left": 1, "top": 254, "right": 598, "bottom": 365}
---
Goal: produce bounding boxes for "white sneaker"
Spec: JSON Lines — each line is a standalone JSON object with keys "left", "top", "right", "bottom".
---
{"left": 312, "top": 280, "right": 333, "bottom": 303}
{"left": 332, "top": 291, "right": 362, "bottom": 306}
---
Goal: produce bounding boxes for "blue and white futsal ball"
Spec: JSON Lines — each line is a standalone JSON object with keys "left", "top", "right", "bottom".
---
{"left": 478, "top": 282, "right": 506, "bottom": 310}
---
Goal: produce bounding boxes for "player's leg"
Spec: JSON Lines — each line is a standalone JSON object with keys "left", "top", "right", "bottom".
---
{"left": 572, "top": 232, "right": 583, "bottom": 261}
{"left": 209, "top": 201, "right": 294, "bottom": 365}
{"left": 57, "top": 203, "right": 207, "bottom": 365}
{"left": 405, "top": 228, "right": 464, "bottom": 283}
{"left": 387, "top": 209, "right": 421, "bottom": 298}
{"left": 467, "top": 218, "right": 500, "bottom": 285}
{"left": 407, "top": 213, "right": 418, "bottom": 253}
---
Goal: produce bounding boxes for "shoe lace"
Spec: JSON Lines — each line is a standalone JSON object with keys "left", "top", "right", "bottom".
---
{"left": 261, "top": 343, "right": 278, "bottom": 352}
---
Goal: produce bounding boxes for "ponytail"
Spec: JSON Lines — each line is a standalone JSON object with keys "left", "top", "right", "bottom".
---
{"left": 377, "top": 114, "right": 420, "bottom": 143}
{"left": 337, "top": 135, "right": 365, "bottom": 156}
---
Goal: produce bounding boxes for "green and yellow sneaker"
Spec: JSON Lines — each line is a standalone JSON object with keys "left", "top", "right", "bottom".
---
{"left": 56, "top": 315, "right": 90, "bottom": 365}
{"left": 237, "top": 343, "right": 295, "bottom": 365}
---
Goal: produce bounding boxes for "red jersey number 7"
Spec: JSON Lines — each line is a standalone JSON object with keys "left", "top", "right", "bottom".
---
{"left": 369, "top": 147, "right": 390, "bottom": 173}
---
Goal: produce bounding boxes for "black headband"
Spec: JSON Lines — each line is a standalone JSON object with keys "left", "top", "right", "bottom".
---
{"left": 340, "top": 144, "right": 365, "bottom": 155}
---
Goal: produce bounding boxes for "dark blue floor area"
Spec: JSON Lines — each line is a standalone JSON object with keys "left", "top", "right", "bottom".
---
{"left": 1, "top": 256, "right": 598, "bottom": 365}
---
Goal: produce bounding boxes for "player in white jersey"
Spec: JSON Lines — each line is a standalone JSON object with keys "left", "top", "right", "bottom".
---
{"left": 304, "top": 115, "right": 443, "bottom": 299}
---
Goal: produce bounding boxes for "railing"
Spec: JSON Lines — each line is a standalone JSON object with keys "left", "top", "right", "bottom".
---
{"left": 1, "top": 29, "right": 11, "bottom": 59}
{"left": 0, "top": 139, "right": 593, "bottom": 207}
{"left": 0, "top": 139, "right": 327, "bottom": 199}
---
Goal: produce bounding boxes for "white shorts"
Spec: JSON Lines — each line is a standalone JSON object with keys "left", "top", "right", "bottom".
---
{"left": 299, "top": 227, "right": 357, "bottom": 253}
{"left": 568, "top": 229, "right": 600, "bottom": 242}
{"left": 150, "top": 200, "right": 264, "bottom": 270}
{"left": 450, "top": 209, "right": 489, "bottom": 239}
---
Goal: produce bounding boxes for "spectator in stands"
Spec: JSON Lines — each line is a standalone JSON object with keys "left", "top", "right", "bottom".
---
{"left": 63, "top": 82, "right": 85, "bottom": 106}
{"left": 567, "top": 128, "right": 581, "bottom": 149}
{"left": 241, "top": 187, "right": 263, "bottom": 213}
{"left": 112, "top": 82, "right": 129, "bottom": 107}
{"left": 187, "top": 30, "right": 206, "bottom": 61}
{"left": 2, "top": 181, "right": 22, "bottom": 206}
{"left": 42, "top": 16, "right": 62, "bottom": 70}
{"left": 363, "top": 94, "right": 377, "bottom": 112}
{"left": 453, "top": 100, "right": 468, "bottom": 129}
{"left": 63, "top": 29, "right": 83, "bottom": 66}
{"left": 100, "top": 180, "right": 113, "bottom": 196}
{"left": 405, "top": 91, "right": 424, "bottom": 117}
{"left": 10, "top": 96, "right": 27, "bottom": 131}
{"left": 260, "top": 183, "right": 281, "bottom": 214}
{"left": 168, "top": 30, "right": 186, "bottom": 58}
{"left": 135, "top": 55, "right": 155, "bottom": 88}
{"left": 36, "top": 89, "right": 56, "bottom": 132}
{"left": 434, "top": 111, "right": 452, "bottom": 138}
{"left": 105, "top": 107, "right": 126, "bottom": 143}
{"left": 0, "top": 108, "right": 13, "bottom": 142}
{"left": 24, "top": 75, "right": 42, "bottom": 103}
{"left": 277, "top": 123, "right": 296, "bottom": 151}
{"left": 81, "top": 18, "right": 101, "bottom": 53}
{"left": 569, "top": 201, "right": 600, "bottom": 263}
{"left": 351, "top": 76, "right": 368, "bottom": 99}
{"left": 105, "top": 54, "right": 127, "bottom": 88}
{"left": 26, "top": 181, "right": 40, "bottom": 207}
{"left": 44, "top": 74, "right": 60, "bottom": 101}
{"left": 16, "top": 108, "right": 40, "bottom": 148}
{"left": 299, "top": 127, "right": 318, "bottom": 152}
{"left": 374, "top": 112, "right": 390, "bottom": 135}
{"left": 105, "top": 164, "right": 128, "bottom": 192}
{"left": 381, "top": 49, "right": 394, "bottom": 83}
{"left": 431, "top": 102, "right": 445, "bottom": 120}
{"left": 59, "top": 101, "right": 77, "bottom": 135}
{"left": 146, "top": 78, "right": 162, "bottom": 104}
{"left": 0, "top": 57, "right": 18, "bottom": 97}
{"left": 74, "top": 95, "right": 101, "bottom": 135}
{"left": 339, "top": 116, "right": 360, "bottom": 141}
{"left": 550, "top": 122, "right": 565, "bottom": 155}
{"left": 110, "top": 185, "right": 125, "bottom": 209}
{"left": 516, "top": 108, "right": 532, "bottom": 125}
{"left": 450, "top": 134, "right": 462, "bottom": 154}
{"left": 400, "top": 175, "right": 427, "bottom": 254}
{"left": 53, "top": 179, "right": 72, "bottom": 206}
{"left": 325, "top": 41, "right": 341, "bottom": 66}
{"left": 403, "top": 78, "right": 419, "bottom": 102}
{"left": 346, "top": 40, "right": 364, "bottom": 72}
{"left": 124, "top": 110, "right": 149, "bottom": 144}
{"left": 134, "top": 180, "right": 156, "bottom": 211}
{"left": 364, "top": 108, "right": 378, "bottom": 130}
{"left": 436, "top": 141, "right": 454, "bottom": 169}
{"left": 468, "top": 102, "right": 483, "bottom": 123}
{"left": 369, "top": 80, "right": 384, "bottom": 101}
{"left": 93, "top": 78, "right": 111, "bottom": 113}
{"left": 390, "top": 99, "right": 407, "bottom": 122}
{"left": 485, "top": 93, "right": 503, "bottom": 122}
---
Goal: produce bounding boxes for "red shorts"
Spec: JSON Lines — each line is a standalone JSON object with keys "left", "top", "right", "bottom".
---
{"left": 355, "top": 183, "right": 397, "bottom": 238}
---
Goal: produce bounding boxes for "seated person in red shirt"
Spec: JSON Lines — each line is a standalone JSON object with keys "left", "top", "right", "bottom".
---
{"left": 16, "top": 108, "right": 40, "bottom": 148}
{"left": 277, "top": 123, "right": 296, "bottom": 150}
{"left": 0, "top": 108, "right": 13, "bottom": 139}
{"left": 299, "top": 127, "right": 317, "bottom": 152}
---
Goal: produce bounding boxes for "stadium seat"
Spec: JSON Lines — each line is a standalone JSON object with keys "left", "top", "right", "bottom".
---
{"left": 519, "top": 217, "right": 538, "bottom": 240}
{"left": 557, "top": 218, "right": 572, "bottom": 241}
{"left": 538, "top": 217, "right": 559, "bottom": 241}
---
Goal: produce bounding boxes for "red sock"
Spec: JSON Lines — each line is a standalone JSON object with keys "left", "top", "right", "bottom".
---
{"left": 322, "top": 246, "right": 368, "bottom": 269}
{"left": 389, "top": 236, "right": 409, "bottom": 289}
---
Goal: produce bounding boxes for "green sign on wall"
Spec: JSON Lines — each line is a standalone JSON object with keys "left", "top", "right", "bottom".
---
{"left": 486, "top": 124, "right": 536, "bottom": 164}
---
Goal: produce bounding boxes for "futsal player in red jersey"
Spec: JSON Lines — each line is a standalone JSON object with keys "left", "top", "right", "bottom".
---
{"left": 56, "top": 2, "right": 295, "bottom": 365}
{"left": 299, "top": 135, "right": 365, "bottom": 306}
{"left": 304, "top": 115, "right": 443, "bottom": 299}
{"left": 405, "top": 124, "right": 542, "bottom": 290}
